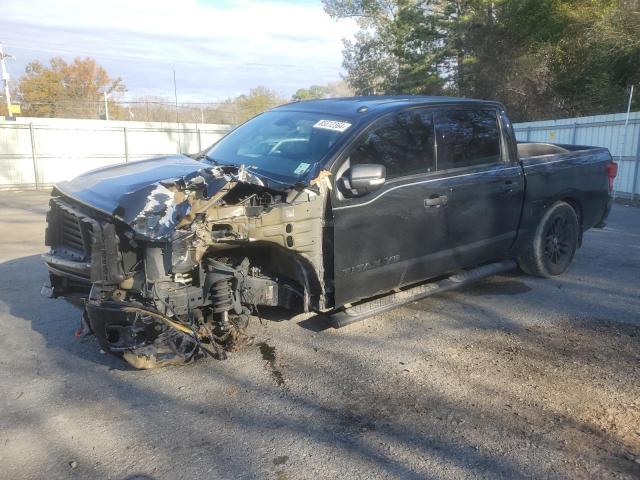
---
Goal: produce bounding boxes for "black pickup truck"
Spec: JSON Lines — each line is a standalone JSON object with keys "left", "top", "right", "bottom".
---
{"left": 42, "top": 96, "right": 617, "bottom": 368}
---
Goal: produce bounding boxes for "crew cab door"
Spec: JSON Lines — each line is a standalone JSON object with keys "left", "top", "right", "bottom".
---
{"left": 330, "top": 109, "right": 448, "bottom": 306}
{"left": 432, "top": 108, "right": 523, "bottom": 265}
{"left": 329, "top": 106, "right": 523, "bottom": 308}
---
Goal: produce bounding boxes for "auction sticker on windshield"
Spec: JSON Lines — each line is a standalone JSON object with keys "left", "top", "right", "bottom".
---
{"left": 294, "top": 163, "right": 311, "bottom": 175}
{"left": 313, "top": 120, "right": 352, "bottom": 133}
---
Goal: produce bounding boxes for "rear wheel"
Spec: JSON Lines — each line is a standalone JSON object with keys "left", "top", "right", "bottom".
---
{"left": 518, "top": 201, "right": 579, "bottom": 278}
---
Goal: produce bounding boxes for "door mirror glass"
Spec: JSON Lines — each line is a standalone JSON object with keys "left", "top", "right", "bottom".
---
{"left": 345, "top": 163, "right": 386, "bottom": 196}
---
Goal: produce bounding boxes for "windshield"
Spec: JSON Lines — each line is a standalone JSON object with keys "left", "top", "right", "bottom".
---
{"left": 205, "top": 111, "right": 353, "bottom": 185}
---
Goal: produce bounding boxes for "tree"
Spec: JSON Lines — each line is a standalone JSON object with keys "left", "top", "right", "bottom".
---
{"left": 16, "top": 57, "right": 126, "bottom": 119}
{"left": 545, "top": 0, "right": 640, "bottom": 117}
{"left": 325, "top": 80, "right": 355, "bottom": 97}
{"left": 234, "top": 86, "right": 286, "bottom": 122}
{"left": 291, "top": 81, "right": 354, "bottom": 101}
{"left": 292, "top": 85, "right": 329, "bottom": 101}
{"left": 323, "top": 0, "right": 639, "bottom": 121}
{"left": 124, "top": 87, "right": 286, "bottom": 125}
{"left": 323, "top": 1, "right": 448, "bottom": 95}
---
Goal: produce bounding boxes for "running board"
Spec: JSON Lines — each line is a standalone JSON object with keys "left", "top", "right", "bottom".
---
{"left": 329, "top": 260, "right": 517, "bottom": 328}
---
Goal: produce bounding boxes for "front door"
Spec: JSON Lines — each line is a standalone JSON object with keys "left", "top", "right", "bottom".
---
{"left": 330, "top": 109, "right": 449, "bottom": 306}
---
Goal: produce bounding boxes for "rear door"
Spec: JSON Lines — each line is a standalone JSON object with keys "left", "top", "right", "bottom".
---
{"left": 432, "top": 108, "right": 523, "bottom": 265}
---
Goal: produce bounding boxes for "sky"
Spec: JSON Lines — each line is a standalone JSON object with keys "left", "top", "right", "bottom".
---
{"left": 1, "top": 0, "right": 358, "bottom": 102}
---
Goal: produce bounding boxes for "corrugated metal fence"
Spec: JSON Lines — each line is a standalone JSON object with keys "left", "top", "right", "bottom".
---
{"left": 0, "top": 117, "right": 232, "bottom": 190}
{"left": 514, "top": 111, "right": 640, "bottom": 198}
{"left": 1, "top": 112, "right": 639, "bottom": 197}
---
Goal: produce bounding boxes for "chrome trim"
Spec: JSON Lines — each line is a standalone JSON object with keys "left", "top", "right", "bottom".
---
{"left": 333, "top": 166, "right": 522, "bottom": 210}
{"left": 522, "top": 157, "right": 583, "bottom": 168}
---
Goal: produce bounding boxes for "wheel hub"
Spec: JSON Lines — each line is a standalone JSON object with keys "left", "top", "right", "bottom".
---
{"left": 545, "top": 215, "right": 573, "bottom": 266}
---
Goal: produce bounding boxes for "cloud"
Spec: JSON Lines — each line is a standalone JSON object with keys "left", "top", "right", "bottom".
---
{"left": 2, "top": 0, "right": 357, "bottom": 101}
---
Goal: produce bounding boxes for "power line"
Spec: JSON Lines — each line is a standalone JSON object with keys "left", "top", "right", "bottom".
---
{"left": 19, "top": 99, "right": 230, "bottom": 106}
{"left": 10, "top": 98, "right": 277, "bottom": 123}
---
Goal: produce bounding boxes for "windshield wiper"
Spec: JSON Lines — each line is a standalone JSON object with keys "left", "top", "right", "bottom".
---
{"left": 206, "top": 156, "right": 239, "bottom": 168}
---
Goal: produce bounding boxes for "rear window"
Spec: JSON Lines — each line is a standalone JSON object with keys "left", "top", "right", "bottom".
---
{"left": 434, "top": 109, "right": 501, "bottom": 170}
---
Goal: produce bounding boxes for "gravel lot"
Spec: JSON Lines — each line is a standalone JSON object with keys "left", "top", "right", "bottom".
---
{"left": 0, "top": 190, "right": 639, "bottom": 480}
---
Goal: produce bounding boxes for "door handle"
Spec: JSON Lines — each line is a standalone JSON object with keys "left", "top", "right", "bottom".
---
{"left": 424, "top": 195, "right": 448, "bottom": 207}
{"left": 502, "top": 180, "right": 518, "bottom": 193}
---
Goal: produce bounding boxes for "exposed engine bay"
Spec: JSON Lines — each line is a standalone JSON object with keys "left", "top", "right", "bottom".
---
{"left": 43, "top": 161, "right": 331, "bottom": 368}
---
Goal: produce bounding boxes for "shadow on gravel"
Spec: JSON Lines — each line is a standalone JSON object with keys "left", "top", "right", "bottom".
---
{"left": 1, "top": 253, "right": 639, "bottom": 479}
{"left": 296, "top": 314, "right": 333, "bottom": 332}
{"left": 0, "top": 254, "right": 127, "bottom": 370}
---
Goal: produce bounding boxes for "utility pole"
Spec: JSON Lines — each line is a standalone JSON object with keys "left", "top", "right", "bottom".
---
{"left": 103, "top": 91, "right": 109, "bottom": 120}
{"left": 0, "top": 44, "right": 15, "bottom": 117}
{"left": 172, "top": 69, "right": 182, "bottom": 152}
{"left": 173, "top": 69, "right": 179, "bottom": 123}
{"left": 625, "top": 84, "right": 634, "bottom": 127}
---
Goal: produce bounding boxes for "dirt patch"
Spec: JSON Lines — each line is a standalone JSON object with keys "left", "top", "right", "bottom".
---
{"left": 258, "top": 341, "right": 286, "bottom": 387}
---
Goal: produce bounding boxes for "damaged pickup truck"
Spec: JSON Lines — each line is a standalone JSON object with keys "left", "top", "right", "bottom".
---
{"left": 43, "top": 96, "right": 617, "bottom": 368}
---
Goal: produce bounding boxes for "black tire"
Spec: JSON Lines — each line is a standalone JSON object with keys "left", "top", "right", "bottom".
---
{"left": 517, "top": 201, "right": 580, "bottom": 278}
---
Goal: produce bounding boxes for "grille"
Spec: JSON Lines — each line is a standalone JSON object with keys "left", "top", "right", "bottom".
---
{"left": 49, "top": 199, "right": 92, "bottom": 258}
{"left": 60, "top": 207, "right": 85, "bottom": 251}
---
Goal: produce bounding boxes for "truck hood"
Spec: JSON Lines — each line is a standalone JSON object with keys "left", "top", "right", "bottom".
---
{"left": 56, "top": 156, "right": 211, "bottom": 214}
{"left": 54, "top": 155, "right": 274, "bottom": 240}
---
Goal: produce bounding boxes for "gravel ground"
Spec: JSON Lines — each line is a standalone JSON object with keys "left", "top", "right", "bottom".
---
{"left": 0, "top": 190, "right": 638, "bottom": 480}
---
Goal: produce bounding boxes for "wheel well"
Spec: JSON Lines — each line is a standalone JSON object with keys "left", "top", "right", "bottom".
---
{"left": 560, "top": 197, "right": 583, "bottom": 245}
{"left": 206, "top": 243, "right": 324, "bottom": 312}
{"left": 560, "top": 197, "right": 582, "bottom": 226}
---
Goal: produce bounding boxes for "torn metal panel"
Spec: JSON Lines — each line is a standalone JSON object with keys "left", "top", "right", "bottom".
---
{"left": 43, "top": 155, "right": 329, "bottom": 369}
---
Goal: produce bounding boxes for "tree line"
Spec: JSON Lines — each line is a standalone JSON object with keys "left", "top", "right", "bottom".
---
{"left": 0, "top": 56, "right": 353, "bottom": 123}
{"left": 3, "top": 2, "right": 637, "bottom": 123}
{"left": 323, "top": 0, "right": 639, "bottom": 121}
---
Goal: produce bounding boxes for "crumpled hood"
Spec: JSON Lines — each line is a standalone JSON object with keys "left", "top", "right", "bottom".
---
{"left": 56, "top": 155, "right": 209, "bottom": 215}
{"left": 55, "top": 155, "right": 269, "bottom": 240}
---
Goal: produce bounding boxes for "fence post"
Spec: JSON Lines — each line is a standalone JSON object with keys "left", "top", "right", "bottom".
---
{"left": 123, "top": 126, "right": 129, "bottom": 162}
{"left": 526, "top": 126, "right": 531, "bottom": 142}
{"left": 632, "top": 126, "right": 640, "bottom": 198}
{"left": 197, "top": 126, "right": 202, "bottom": 152}
{"left": 571, "top": 122, "right": 578, "bottom": 144}
{"left": 29, "top": 123, "right": 40, "bottom": 190}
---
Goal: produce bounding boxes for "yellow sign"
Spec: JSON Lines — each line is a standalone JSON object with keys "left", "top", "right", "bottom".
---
{"left": 8, "top": 104, "right": 21, "bottom": 115}
{"left": 548, "top": 131, "right": 557, "bottom": 140}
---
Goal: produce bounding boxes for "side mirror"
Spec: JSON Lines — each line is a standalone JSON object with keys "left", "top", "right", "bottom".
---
{"left": 346, "top": 164, "right": 386, "bottom": 196}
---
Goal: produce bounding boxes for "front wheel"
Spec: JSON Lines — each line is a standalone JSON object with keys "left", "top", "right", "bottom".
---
{"left": 518, "top": 201, "right": 580, "bottom": 278}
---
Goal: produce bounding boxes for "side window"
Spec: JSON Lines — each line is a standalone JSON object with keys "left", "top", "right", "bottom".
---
{"left": 435, "top": 109, "right": 501, "bottom": 170}
{"left": 349, "top": 110, "right": 435, "bottom": 179}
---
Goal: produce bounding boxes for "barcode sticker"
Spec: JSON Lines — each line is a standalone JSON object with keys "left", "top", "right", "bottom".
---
{"left": 313, "top": 120, "right": 352, "bottom": 132}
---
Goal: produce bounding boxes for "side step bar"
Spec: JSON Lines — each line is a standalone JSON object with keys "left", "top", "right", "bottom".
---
{"left": 329, "top": 260, "right": 517, "bottom": 328}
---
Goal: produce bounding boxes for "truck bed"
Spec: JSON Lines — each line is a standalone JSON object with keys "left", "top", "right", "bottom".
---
{"left": 514, "top": 142, "right": 612, "bottom": 252}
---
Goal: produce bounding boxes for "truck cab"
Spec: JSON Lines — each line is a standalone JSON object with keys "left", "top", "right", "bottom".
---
{"left": 42, "top": 96, "right": 615, "bottom": 368}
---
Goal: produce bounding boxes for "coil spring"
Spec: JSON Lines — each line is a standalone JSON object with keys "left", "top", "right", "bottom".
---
{"left": 211, "top": 279, "right": 233, "bottom": 313}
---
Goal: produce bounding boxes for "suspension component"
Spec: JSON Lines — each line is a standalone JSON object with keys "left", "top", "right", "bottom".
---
{"left": 211, "top": 279, "right": 233, "bottom": 313}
